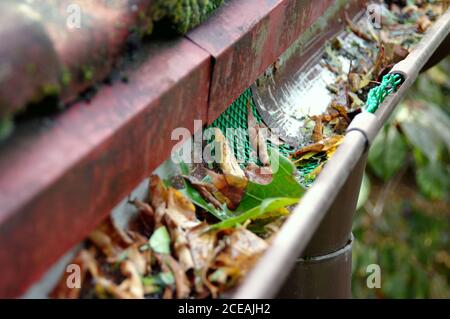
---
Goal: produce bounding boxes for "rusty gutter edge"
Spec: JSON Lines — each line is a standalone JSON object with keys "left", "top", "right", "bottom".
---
{"left": 0, "top": 38, "right": 211, "bottom": 298}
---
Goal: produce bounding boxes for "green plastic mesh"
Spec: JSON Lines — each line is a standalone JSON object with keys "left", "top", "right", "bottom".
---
{"left": 208, "top": 88, "right": 317, "bottom": 187}
{"left": 209, "top": 73, "right": 404, "bottom": 187}
{"left": 209, "top": 89, "right": 292, "bottom": 161}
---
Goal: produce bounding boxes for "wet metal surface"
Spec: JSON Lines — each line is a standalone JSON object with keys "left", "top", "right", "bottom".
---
{"left": 234, "top": 8, "right": 450, "bottom": 299}
{"left": 187, "top": 0, "right": 342, "bottom": 124}
{"left": 252, "top": 3, "right": 370, "bottom": 147}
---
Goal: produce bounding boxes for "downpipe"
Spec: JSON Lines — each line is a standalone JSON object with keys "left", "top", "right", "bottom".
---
{"left": 278, "top": 153, "right": 367, "bottom": 298}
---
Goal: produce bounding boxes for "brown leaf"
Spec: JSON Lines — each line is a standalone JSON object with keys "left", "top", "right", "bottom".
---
{"left": 158, "top": 254, "right": 191, "bottom": 299}
{"left": 373, "top": 45, "right": 385, "bottom": 78}
{"left": 95, "top": 277, "right": 136, "bottom": 299}
{"left": 348, "top": 72, "right": 361, "bottom": 92}
{"left": 187, "top": 223, "right": 217, "bottom": 271}
{"left": 162, "top": 287, "right": 174, "bottom": 299}
{"left": 211, "top": 228, "right": 268, "bottom": 286}
{"left": 246, "top": 102, "right": 270, "bottom": 166}
{"left": 384, "top": 42, "right": 409, "bottom": 65}
{"left": 119, "top": 260, "right": 145, "bottom": 299}
{"left": 130, "top": 198, "right": 155, "bottom": 235}
{"left": 150, "top": 175, "right": 199, "bottom": 230}
{"left": 311, "top": 116, "right": 324, "bottom": 143}
{"left": 125, "top": 244, "right": 149, "bottom": 275}
{"left": 345, "top": 13, "right": 373, "bottom": 42}
{"left": 292, "top": 135, "right": 344, "bottom": 162}
{"left": 182, "top": 176, "right": 223, "bottom": 209}
{"left": 165, "top": 214, "right": 195, "bottom": 272}
{"left": 332, "top": 117, "right": 349, "bottom": 134}
{"left": 131, "top": 199, "right": 154, "bottom": 220}
{"left": 350, "top": 71, "right": 373, "bottom": 92}
{"left": 417, "top": 15, "right": 431, "bottom": 33}
{"left": 257, "top": 128, "right": 270, "bottom": 166}
{"left": 227, "top": 227, "right": 268, "bottom": 257}
{"left": 331, "top": 103, "right": 350, "bottom": 123}
{"left": 88, "top": 217, "right": 132, "bottom": 258}
{"left": 165, "top": 187, "right": 198, "bottom": 229}
{"left": 323, "top": 135, "right": 344, "bottom": 158}
{"left": 292, "top": 142, "right": 325, "bottom": 158}
{"left": 149, "top": 175, "right": 169, "bottom": 228}
{"left": 244, "top": 163, "right": 273, "bottom": 185}
{"left": 50, "top": 249, "right": 93, "bottom": 299}
{"left": 207, "top": 170, "right": 246, "bottom": 210}
{"left": 214, "top": 128, "right": 248, "bottom": 189}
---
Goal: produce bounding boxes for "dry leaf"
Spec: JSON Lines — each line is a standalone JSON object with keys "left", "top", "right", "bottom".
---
{"left": 211, "top": 228, "right": 268, "bottom": 287}
{"left": 88, "top": 217, "right": 132, "bottom": 258}
{"left": 247, "top": 102, "right": 271, "bottom": 166}
{"left": 182, "top": 176, "right": 223, "bottom": 209}
{"left": 244, "top": 163, "right": 273, "bottom": 185}
{"left": 119, "top": 260, "right": 145, "bottom": 299}
{"left": 345, "top": 13, "right": 373, "bottom": 42}
{"left": 95, "top": 277, "right": 136, "bottom": 299}
{"left": 311, "top": 116, "right": 324, "bottom": 143}
{"left": 158, "top": 254, "right": 191, "bottom": 299}
{"left": 50, "top": 249, "right": 94, "bottom": 299}
{"left": 187, "top": 223, "right": 217, "bottom": 271}
{"left": 165, "top": 215, "right": 195, "bottom": 271}
{"left": 323, "top": 135, "right": 344, "bottom": 158}
{"left": 417, "top": 15, "right": 431, "bottom": 33}
{"left": 214, "top": 128, "right": 248, "bottom": 189}
{"left": 292, "top": 142, "right": 325, "bottom": 158}
{"left": 149, "top": 175, "right": 169, "bottom": 228}
{"left": 165, "top": 188, "right": 198, "bottom": 229}
{"left": 208, "top": 170, "right": 247, "bottom": 210}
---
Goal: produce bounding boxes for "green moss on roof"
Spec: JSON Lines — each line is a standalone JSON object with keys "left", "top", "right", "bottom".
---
{"left": 0, "top": 0, "right": 224, "bottom": 141}
{"left": 153, "top": 0, "right": 223, "bottom": 33}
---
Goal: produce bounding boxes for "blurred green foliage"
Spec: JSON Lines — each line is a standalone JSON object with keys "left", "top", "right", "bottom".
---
{"left": 352, "top": 58, "right": 450, "bottom": 298}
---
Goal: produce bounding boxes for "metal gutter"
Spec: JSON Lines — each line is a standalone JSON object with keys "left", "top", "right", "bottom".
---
{"left": 278, "top": 234, "right": 354, "bottom": 298}
{"left": 233, "top": 8, "right": 450, "bottom": 299}
{"left": 1, "top": 0, "right": 448, "bottom": 298}
{"left": 187, "top": 0, "right": 364, "bottom": 123}
{"left": 0, "top": 0, "right": 359, "bottom": 297}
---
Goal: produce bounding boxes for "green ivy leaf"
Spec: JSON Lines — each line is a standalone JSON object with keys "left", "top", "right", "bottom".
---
{"left": 356, "top": 173, "right": 371, "bottom": 210}
{"left": 417, "top": 103, "right": 450, "bottom": 151}
{"left": 209, "top": 197, "right": 299, "bottom": 230}
{"left": 400, "top": 113, "right": 442, "bottom": 162}
{"left": 179, "top": 162, "right": 232, "bottom": 221}
{"left": 149, "top": 226, "right": 171, "bottom": 255}
{"left": 368, "top": 125, "right": 408, "bottom": 181}
{"left": 415, "top": 160, "right": 449, "bottom": 201}
{"left": 235, "top": 152, "right": 305, "bottom": 213}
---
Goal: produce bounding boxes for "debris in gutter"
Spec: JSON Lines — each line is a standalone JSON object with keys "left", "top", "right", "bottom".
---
{"left": 52, "top": 0, "right": 445, "bottom": 299}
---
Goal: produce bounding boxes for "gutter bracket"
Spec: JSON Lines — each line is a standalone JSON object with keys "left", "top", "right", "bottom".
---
{"left": 345, "top": 111, "right": 379, "bottom": 152}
